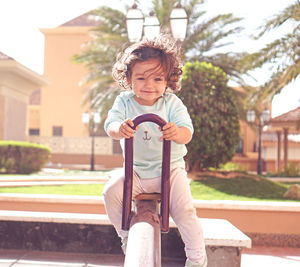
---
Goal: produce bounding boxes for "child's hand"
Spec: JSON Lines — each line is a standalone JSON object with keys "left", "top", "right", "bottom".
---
{"left": 118, "top": 119, "right": 139, "bottom": 139}
{"left": 160, "top": 122, "right": 179, "bottom": 142}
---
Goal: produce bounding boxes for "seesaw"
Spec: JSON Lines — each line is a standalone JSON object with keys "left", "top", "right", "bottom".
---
{"left": 122, "top": 113, "right": 171, "bottom": 267}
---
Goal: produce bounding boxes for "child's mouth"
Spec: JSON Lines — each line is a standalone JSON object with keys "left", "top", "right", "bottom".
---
{"left": 142, "top": 90, "right": 156, "bottom": 94}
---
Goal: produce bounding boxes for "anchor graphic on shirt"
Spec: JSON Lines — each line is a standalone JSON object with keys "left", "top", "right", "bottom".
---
{"left": 143, "top": 131, "right": 151, "bottom": 141}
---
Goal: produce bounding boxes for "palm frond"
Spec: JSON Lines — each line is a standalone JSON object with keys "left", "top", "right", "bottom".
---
{"left": 72, "top": 6, "right": 128, "bottom": 125}
{"left": 240, "top": 32, "right": 299, "bottom": 72}
{"left": 256, "top": 1, "right": 300, "bottom": 38}
{"left": 239, "top": 1, "right": 299, "bottom": 108}
{"left": 258, "top": 59, "right": 300, "bottom": 102}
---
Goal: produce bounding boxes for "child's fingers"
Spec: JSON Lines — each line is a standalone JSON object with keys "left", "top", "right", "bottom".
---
{"left": 120, "top": 119, "right": 143, "bottom": 138}
{"left": 162, "top": 122, "right": 176, "bottom": 131}
{"left": 124, "top": 119, "right": 134, "bottom": 128}
{"left": 162, "top": 123, "right": 178, "bottom": 141}
{"left": 121, "top": 122, "right": 134, "bottom": 133}
{"left": 163, "top": 132, "right": 176, "bottom": 140}
{"left": 163, "top": 124, "right": 176, "bottom": 135}
{"left": 119, "top": 126, "right": 129, "bottom": 138}
{"left": 120, "top": 121, "right": 135, "bottom": 138}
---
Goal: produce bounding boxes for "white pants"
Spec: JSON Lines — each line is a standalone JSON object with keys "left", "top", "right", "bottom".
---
{"left": 103, "top": 168, "right": 206, "bottom": 261}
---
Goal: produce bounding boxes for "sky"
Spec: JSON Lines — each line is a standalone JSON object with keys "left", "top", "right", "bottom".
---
{"left": 0, "top": 0, "right": 299, "bottom": 117}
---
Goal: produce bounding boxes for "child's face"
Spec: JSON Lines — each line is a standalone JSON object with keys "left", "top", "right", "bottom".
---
{"left": 128, "top": 59, "right": 167, "bottom": 106}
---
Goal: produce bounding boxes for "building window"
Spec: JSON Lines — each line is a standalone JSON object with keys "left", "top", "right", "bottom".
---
{"left": 113, "top": 140, "right": 122, "bottom": 154}
{"left": 236, "top": 136, "right": 243, "bottom": 154}
{"left": 29, "top": 89, "right": 41, "bottom": 105}
{"left": 29, "top": 128, "right": 40, "bottom": 136}
{"left": 253, "top": 142, "right": 257, "bottom": 152}
{"left": 52, "top": 126, "right": 63, "bottom": 136}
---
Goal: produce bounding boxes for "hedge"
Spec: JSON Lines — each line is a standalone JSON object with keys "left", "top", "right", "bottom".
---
{"left": 0, "top": 141, "right": 51, "bottom": 174}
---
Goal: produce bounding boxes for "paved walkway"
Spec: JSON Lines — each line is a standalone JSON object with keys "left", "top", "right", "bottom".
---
{"left": 0, "top": 170, "right": 299, "bottom": 188}
{"left": 0, "top": 249, "right": 184, "bottom": 267}
{"left": 0, "top": 247, "right": 300, "bottom": 267}
{"left": 268, "top": 177, "right": 300, "bottom": 182}
{"left": 242, "top": 246, "right": 300, "bottom": 267}
{"left": 0, "top": 171, "right": 110, "bottom": 187}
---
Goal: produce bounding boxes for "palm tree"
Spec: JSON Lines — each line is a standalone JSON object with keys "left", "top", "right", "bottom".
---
{"left": 73, "top": 7, "right": 128, "bottom": 126}
{"left": 73, "top": 0, "right": 245, "bottom": 125}
{"left": 240, "top": 0, "right": 300, "bottom": 105}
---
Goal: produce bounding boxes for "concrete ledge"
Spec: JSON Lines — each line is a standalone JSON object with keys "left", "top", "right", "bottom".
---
{"left": 201, "top": 218, "right": 251, "bottom": 248}
{"left": 1, "top": 193, "right": 300, "bottom": 212}
{"left": 1, "top": 194, "right": 299, "bottom": 212}
{"left": 0, "top": 210, "right": 251, "bottom": 249}
{"left": 246, "top": 232, "right": 300, "bottom": 248}
{"left": 0, "top": 193, "right": 104, "bottom": 204}
{"left": 193, "top": 199, "right": 300, "bottom": 212}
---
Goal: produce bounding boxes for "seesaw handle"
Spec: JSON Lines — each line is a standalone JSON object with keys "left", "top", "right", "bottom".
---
{"left": 122, "top": 113, "right": 171, "bottom": 233}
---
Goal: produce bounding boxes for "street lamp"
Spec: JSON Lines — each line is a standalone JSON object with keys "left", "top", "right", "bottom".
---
{"left": 169, "top": 2, "right": 188, "bottom": 41}
{"left": 144, "top": 11, "right": 160, "bottom": 39}
{"left": 126, "top": 1, "right": 188, "bottom": 42}
{"left": 82, "top": 112, "right": 100, "bottom": 171}
{"left": 247, "top": 109, "right": 270, "bottom": 175}
{"left": 126, "top": 3, "right": 144, "bottom": 43}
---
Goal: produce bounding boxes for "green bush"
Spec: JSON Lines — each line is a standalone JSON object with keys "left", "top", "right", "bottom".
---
{"left": 266, "top": 163, "right": 300, "bottom": 177}
{"left": 178, "top": 61, "right": 240, "bottom": 171}
{"left": 0, "top": 141, "right": 51, "bottom": 174}
{"left": 209, "top": 162, "right": 248, "bottom": 172}
{"left": 282, "top": 163, "right": 300, "bottom": 177}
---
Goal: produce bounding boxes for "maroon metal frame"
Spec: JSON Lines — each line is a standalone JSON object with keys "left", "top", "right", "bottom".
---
{"left": 122, "top": 113, "right": 171, "bottom": 233}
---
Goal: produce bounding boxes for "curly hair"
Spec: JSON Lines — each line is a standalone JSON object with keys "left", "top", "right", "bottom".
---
{"left": 112, "top": 34, "right": 183, "bottom": 91}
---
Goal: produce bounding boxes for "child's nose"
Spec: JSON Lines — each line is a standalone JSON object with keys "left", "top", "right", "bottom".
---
{"left": 145, "top": 78, "right": 154, "bottom": 86}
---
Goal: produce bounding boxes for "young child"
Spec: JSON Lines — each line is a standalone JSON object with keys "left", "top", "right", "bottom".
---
{"left": 103, "top": 34, "right": 207, "bottom": 267}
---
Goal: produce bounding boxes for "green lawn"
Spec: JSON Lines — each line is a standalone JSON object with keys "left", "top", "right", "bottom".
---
{"left": 0, "top": 173, "right": 298, "bottom": 202}
{"left": 190, "top": 176, "right": 293, "bottom": 201}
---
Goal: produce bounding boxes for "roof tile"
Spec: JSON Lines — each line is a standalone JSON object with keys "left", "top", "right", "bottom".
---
{"left": 270, "top": 106, "right": 300, "bottom": 123}
{"left": 0, "top": 51, "right": 14, "bottom": 60}
{"left": 59, "top": 12, "right": 99, "bottom": 27}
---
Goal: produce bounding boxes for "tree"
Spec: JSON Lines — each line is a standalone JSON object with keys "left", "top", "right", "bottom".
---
{"left": 72, "top": 7, "right": 128, "bottom": 127}
{"left": 240, "top": 1, "right": 300, "bottom": 104}
{"left": 178, "top": 61, "right": 240, "bottom": 171}
{"left": 153, "top": 0, "right": 245, "bottom": 82}
{"left": 73, "top": 0, "right": 245, "bottom": 125}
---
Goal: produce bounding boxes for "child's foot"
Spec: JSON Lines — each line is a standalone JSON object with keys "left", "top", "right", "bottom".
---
{"left": 121, "top": 237, "right": 128, "bottom": 254}
{"left": 185, "top": 254, "right": 207, "bottom": 267}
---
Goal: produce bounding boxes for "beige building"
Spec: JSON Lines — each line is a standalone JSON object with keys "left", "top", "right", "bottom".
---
{"left": 25, "top": 11, "right": 298, "bottom": 172}
{"left": 0, "top": 52, "right": 47, "bottom": 141}
{"left": 28, "top": 13, "right": 122, "bottom": 169}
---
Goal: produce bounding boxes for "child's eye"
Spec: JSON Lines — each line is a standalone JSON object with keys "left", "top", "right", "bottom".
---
{"left": 154, "top": 77, "right": 163, "bottom": 81}
{"left": 137, "top": 77, "right": 145, "bottom": 80}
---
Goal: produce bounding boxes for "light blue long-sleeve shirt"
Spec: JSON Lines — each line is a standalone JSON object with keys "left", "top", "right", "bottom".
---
{"left": 104, "top": 91, "right": 193, "bottom": 179}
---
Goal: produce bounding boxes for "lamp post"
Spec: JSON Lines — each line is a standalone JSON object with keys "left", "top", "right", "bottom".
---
{"left": 247, "top": 109, "right": 270, "bottom": 175}
{"left": 82, "top": 112, "right": 100, "bottom": 171}
{"left": 126, "top": 1, "right": 188, "bottom": 42}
